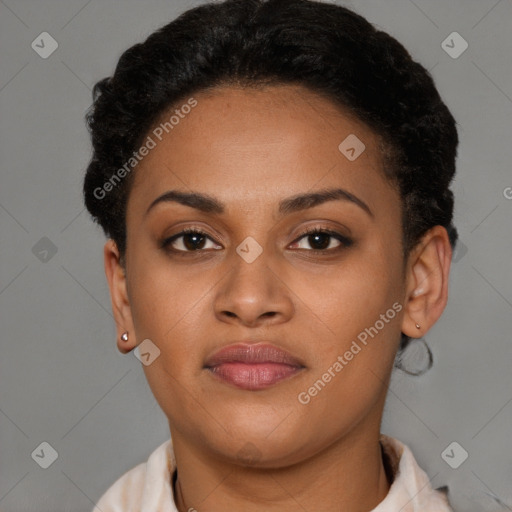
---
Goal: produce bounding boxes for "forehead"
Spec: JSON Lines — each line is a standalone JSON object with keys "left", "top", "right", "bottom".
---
{"left": 127, "top": 84, "right": 396, "bottom": 219}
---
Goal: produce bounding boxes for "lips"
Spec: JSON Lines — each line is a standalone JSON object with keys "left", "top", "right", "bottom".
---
{"left": 204, "top": 343, "right": 305, "bottom": 391}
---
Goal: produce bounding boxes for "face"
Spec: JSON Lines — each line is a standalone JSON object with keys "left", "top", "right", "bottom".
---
{"left": 115, "top": 84, "right": 411, "bottom": 466}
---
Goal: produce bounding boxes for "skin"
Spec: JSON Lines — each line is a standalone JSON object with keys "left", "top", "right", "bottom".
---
{"left": 104, "top": 84, "right": 452, "bottom": 512}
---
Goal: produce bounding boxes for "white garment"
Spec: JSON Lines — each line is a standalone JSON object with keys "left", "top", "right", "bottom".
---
{"left": 92, "top": 434, "right": 453, "bottom": 511}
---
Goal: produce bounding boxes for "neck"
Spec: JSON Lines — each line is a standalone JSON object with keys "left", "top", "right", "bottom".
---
{"left": 171, "top": 423, "right": 391, "bottom": 512}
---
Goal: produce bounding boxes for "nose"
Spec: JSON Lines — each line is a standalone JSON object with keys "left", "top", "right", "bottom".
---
{"left": 213, "top": 248, "right": 294, "bottom": 328}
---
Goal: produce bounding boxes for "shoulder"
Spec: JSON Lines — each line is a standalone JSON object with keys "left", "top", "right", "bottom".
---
{"left": 91, "top": 439, "right": 174, "bottom": 512}
{"left": 376, "top": 435, "right": 454, "bottom": 512}
{"left": 92, "top": 461, "right": 147, "bottom": 512}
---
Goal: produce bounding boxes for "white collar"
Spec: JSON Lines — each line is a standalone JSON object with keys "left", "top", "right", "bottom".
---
{"left": 93, "top": 434, "right": 453, "bottom": 511}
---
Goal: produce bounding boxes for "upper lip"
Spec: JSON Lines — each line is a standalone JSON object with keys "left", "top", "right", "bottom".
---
{"left": 204, "top": 342, "right": 305, "bottom": 368}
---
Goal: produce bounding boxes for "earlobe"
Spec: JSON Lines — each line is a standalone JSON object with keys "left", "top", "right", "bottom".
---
{"left": 103, "top": 239, "right": 137, "bottom": 354}
{"left": 401, "top": 226, "right": 452, "bottom": 339}
{"left": 119, "top": 331, "right": 133, "bottom": 354}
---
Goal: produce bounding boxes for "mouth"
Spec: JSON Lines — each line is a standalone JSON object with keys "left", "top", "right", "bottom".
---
{"left": 204, "top": 342, "right": 305, "bottom": 391}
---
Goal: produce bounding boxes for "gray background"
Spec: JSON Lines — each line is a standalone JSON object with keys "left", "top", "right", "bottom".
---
{"left": 0, "top": 0, "right": 511, "bottom": 511}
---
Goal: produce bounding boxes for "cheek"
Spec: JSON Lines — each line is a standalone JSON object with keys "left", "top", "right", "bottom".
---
{"left": 294, "top": 252, "right": 401, "bottom": 344}
{"left": 290, "top": 245, "right": 404, "bottom": 409}
{"left": 292, "top": 272, "right": 402, "bottom": 438}
{"left": 126, "top": 253, "right": 213, "bottom": 360}
{"left": 127, "top": 261, "right": 211, "bottom": 415}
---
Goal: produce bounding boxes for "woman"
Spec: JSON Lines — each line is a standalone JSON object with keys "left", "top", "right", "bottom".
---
{"left": 84, "top": 0, "right": 458, "bottom": 510}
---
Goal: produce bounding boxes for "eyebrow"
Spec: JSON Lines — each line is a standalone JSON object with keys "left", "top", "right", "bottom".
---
{"left": 145, "top": 187, "right": 373, "bottom": 218}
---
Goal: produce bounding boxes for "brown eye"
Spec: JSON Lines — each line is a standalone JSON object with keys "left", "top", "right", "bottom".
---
{"left": 162, "top": 229, "right": 222, "bottom": 252}
{"left": 290, "top": 228, "right": 353, "bottom": 252}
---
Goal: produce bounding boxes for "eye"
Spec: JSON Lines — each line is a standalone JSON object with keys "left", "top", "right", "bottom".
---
{"left": 161, "top": 226, "right": 353, "bottom": 254}
{"left": 161, "top": 228, "right": 222, "bottom": 252}
{"left": 289, "top": 227, "right": 353, "bottom": 252}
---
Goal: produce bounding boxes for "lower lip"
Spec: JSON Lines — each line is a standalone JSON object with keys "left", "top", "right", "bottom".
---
{"left": 206, "top": 363, "right": 302, "bottom": 390}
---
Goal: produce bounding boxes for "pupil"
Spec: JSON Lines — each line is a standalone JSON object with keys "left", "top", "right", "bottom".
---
{"left": 184, "top": 233, "right": 205, "bottom": 250}
{"left": 182, "top": 233, "right": 332, "bottom": 251}
{"left": 309, "top": 233, "right": 329, "bottom": 250}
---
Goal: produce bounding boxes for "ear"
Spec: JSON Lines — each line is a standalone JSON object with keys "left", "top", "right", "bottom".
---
{"left": 402, "top": 226, "right": 453, "bottom": 339}
{"left": 103, "top": 239, "right": 137, "bottom": 354}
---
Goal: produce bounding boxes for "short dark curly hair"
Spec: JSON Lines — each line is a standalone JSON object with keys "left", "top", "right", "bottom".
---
{"left": 83, "top": 0, "right": 459, "bottom": 354}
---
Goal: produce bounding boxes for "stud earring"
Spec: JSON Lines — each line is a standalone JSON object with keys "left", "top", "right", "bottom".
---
{"left": 121, "top": 332, "right": 129, "bottom": 342}
{"left": 415, "top": 323, "right": 421, "bottom": 329}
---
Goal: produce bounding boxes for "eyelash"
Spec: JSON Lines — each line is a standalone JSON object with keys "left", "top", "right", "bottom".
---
{"left": 161, "top": 226, "right": 353, "bottom": 255}
{"left": 292, "top": 226, "right": 353, "bottom": 252}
